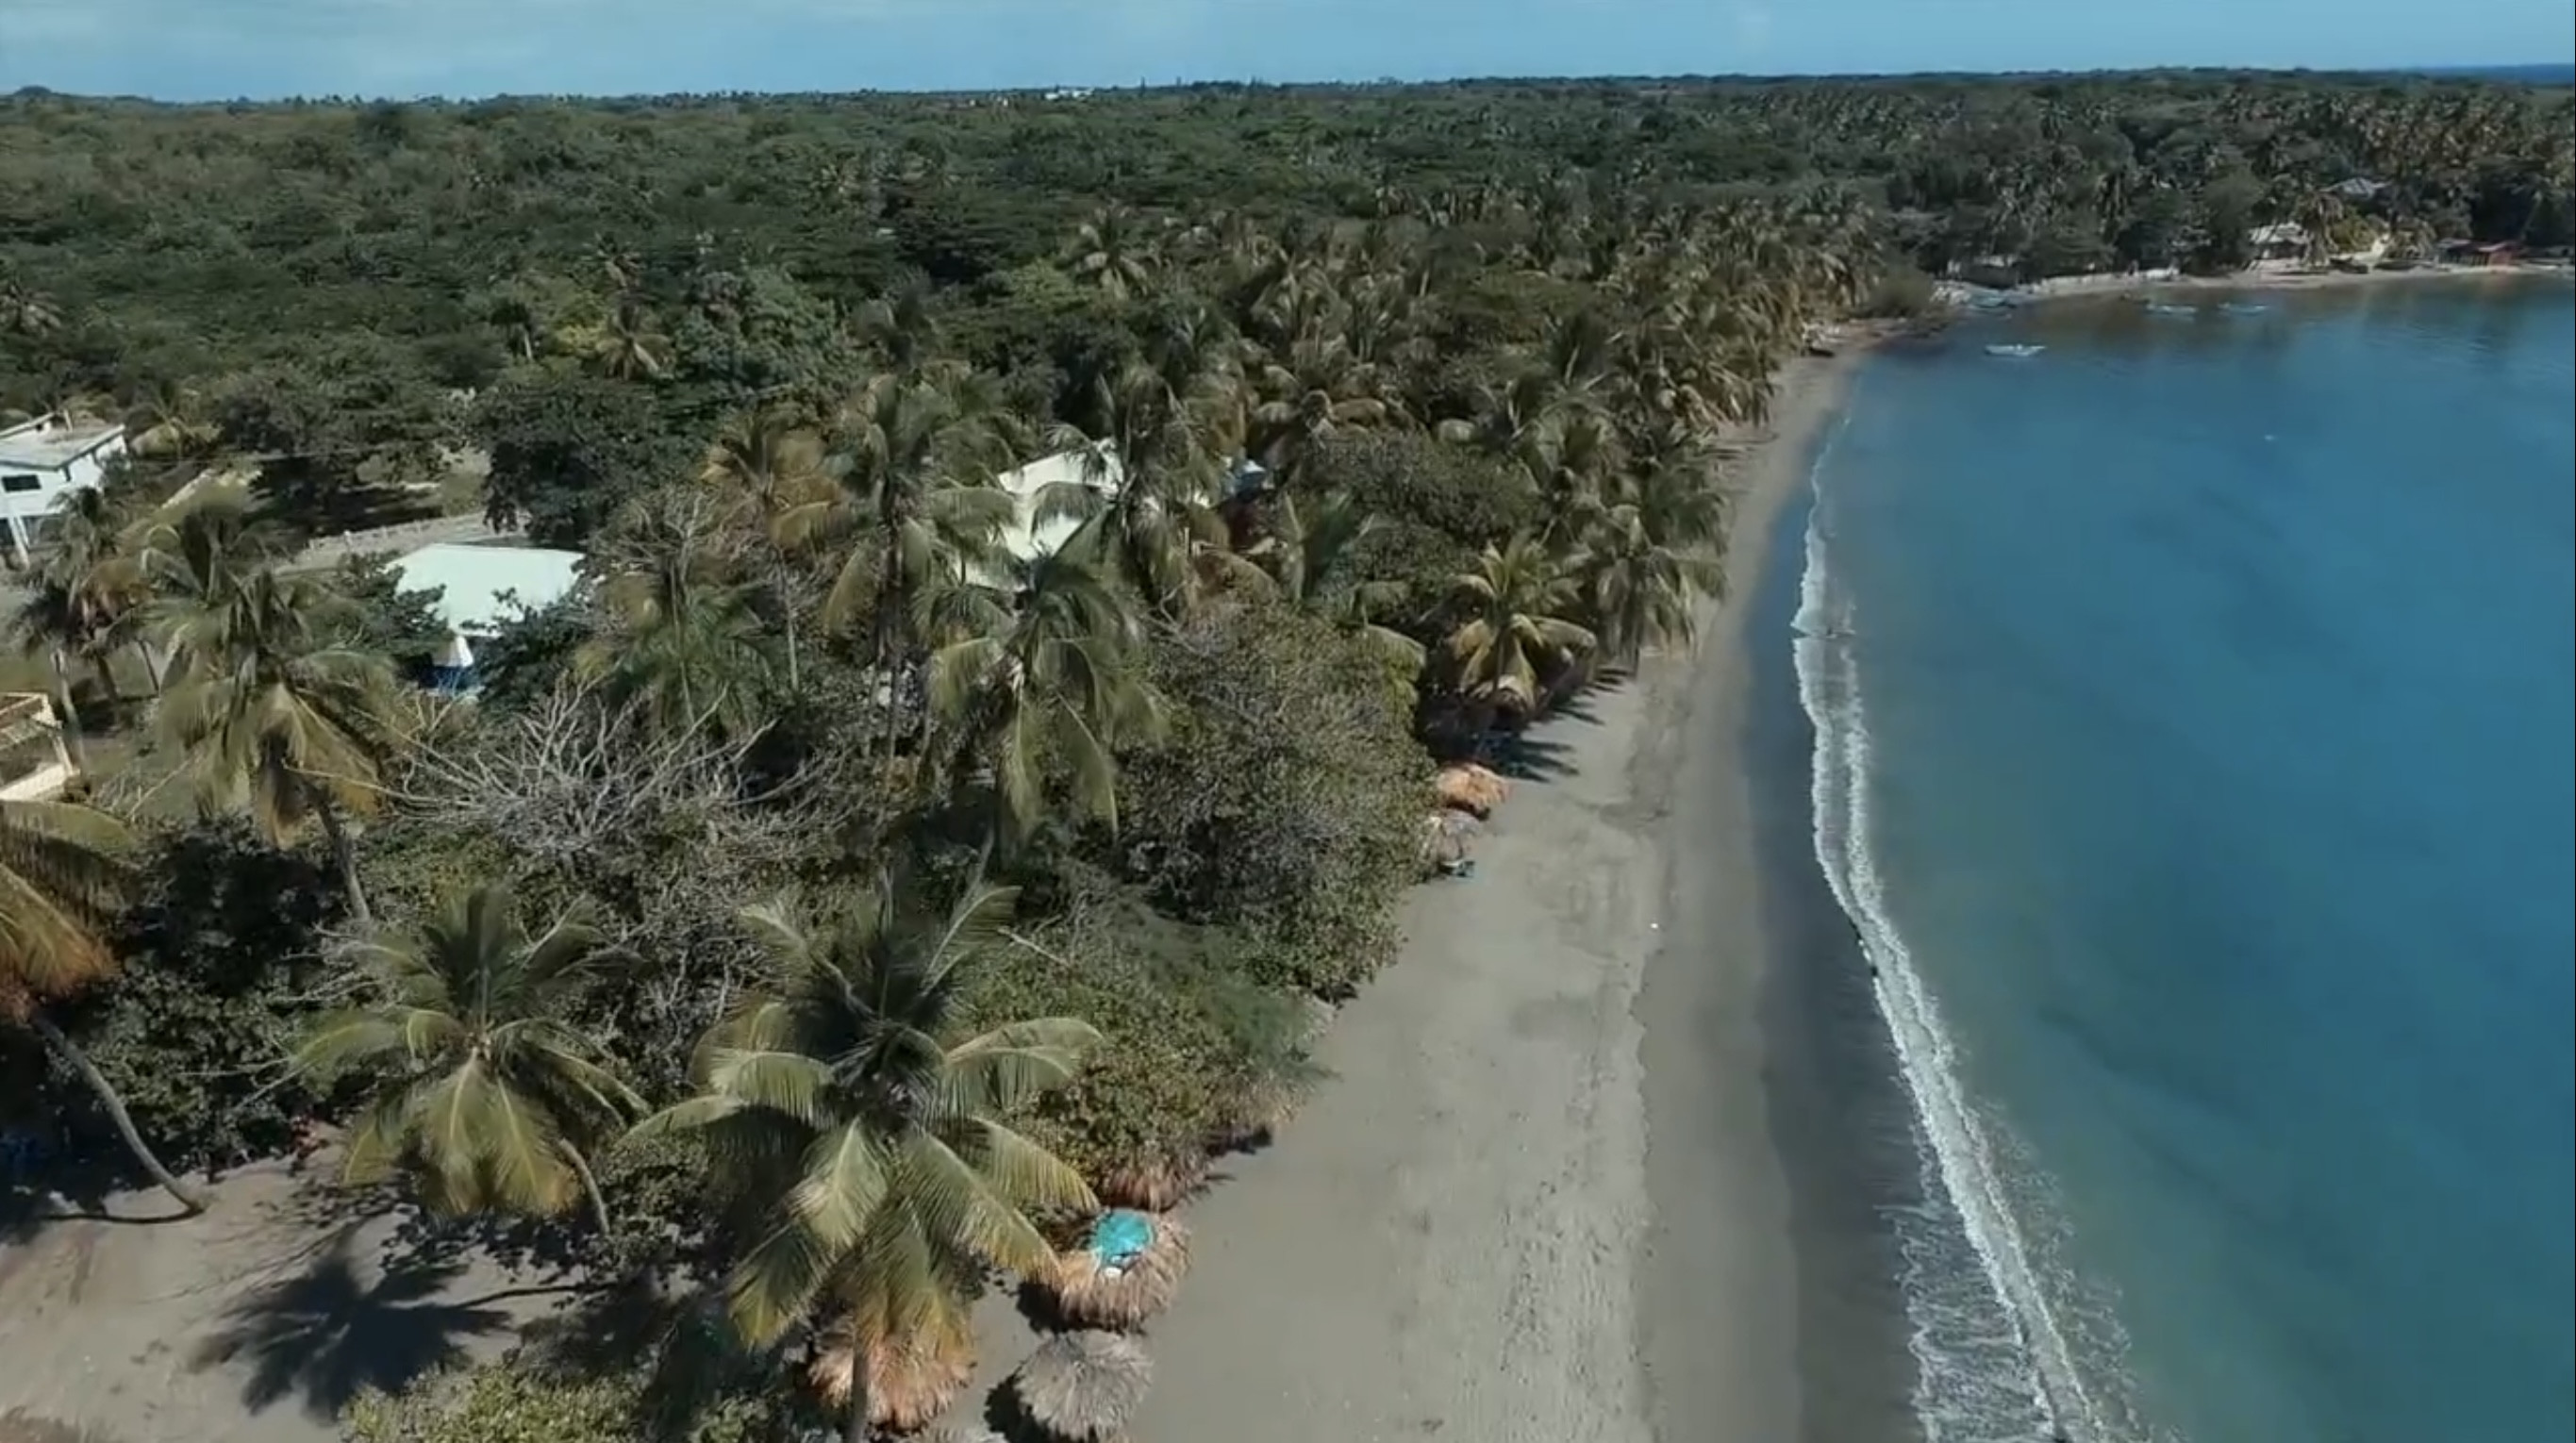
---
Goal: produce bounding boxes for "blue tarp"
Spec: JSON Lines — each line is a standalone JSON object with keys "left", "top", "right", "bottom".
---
{"left": 1089, "top": 1209, "right": 1155, "bottom": 1267}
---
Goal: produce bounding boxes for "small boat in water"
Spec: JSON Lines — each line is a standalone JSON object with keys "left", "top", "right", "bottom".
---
{"left": 2144, "top": 300, "right": 2200, "bottom": 317}
{"left": 2219, "top": 301, "right": 2272, "bottom": 317}
{"left": 1984, "top": 342, "right": 2047, "bottom": 357}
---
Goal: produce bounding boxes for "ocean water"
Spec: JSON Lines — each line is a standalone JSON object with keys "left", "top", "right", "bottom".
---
{"left": 1796, "top": 280, "right": 2576, "bottom": 1443}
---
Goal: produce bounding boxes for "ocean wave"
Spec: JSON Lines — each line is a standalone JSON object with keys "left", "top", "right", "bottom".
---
{"left": 1791, "top": 430, "right": 2159, "bottom": 1443}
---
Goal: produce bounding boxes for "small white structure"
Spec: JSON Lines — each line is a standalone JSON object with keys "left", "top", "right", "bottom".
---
{"left": 2249, "top": 223, "right": 2311, "bottom": 262}
{"left": 0, "top": 414, "right": 129, "bottom": 565}
{"left": 0, "top": 691, "right": 75, "bottom": 802}
{"left": 386, "top": 541, "right": 586, "bottom": 691}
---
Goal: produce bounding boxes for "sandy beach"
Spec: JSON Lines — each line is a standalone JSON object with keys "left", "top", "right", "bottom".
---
{"left": 1129, "top": 349, "right": 1872, "bottom": 1443}
{"left": 2, "top": 355, "right": 1880, "bottom": 1443}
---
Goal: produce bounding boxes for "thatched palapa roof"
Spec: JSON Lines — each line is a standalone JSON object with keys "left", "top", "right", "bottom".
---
{"left": 807, "top": 1307, "right": 976, "bottom": 1434}
{"left": 1096, "top": 1150, "right": 1206, "bottom": 1212}
{"left": 1049, "top": 1210, "right": 1191, "bottom": 1330}
{"left": 1010, "top": 1330, "right": 1154, "bottom": 1442}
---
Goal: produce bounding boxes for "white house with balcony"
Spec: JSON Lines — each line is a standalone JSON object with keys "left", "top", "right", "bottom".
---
{"left": 0, "top": 414, "right": 129, "bottom": 566}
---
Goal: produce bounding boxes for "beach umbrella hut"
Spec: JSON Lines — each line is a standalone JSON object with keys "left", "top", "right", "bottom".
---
{"left": 1096, "top": 1148, "right": 1207, "bottom": 1212}
{"left": 922, "top": 1427, "right": 1005, "bottom": 1443}
{"left": 1048, "top": 1209, "right": 1191, "bottom": 1329}
{"left": 1010, "top": 1330, "right": 1154, "bottom": 1443}
{"left": 806, "top": 1308, "right": 977, "bottom": 1435}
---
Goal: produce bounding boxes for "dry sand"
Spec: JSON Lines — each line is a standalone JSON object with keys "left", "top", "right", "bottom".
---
{"left": 0, "top": 1162, "right": 551, "bottom": 1443}
{"left": 1127, "top": 352, "right": 1869, "bottom": 1443}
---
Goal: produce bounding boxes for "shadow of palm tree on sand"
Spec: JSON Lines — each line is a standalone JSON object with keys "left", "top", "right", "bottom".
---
{"left": 183, "top": 1222, "right": 513, "bottom": 1419}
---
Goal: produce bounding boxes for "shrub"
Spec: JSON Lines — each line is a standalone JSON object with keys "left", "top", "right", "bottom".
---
{"left": 1112, "top": 603, "right": 1427, "bottom": 996}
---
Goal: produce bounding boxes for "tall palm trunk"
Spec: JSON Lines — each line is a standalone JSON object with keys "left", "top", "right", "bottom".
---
{"left": 842, "top": 1376, "right": 873, "bottom": 1443}
{"left": 45, "top": 647, "right": 91, "bottom": 776}
{"left": 561, "top": 1142, "right": 613, "bottom": 1238}
{"left": 313, "top": 795, "right": 373, "bottom": 928}
{"left": 29, "top": 1011, "right": 208, "bottom": 1215}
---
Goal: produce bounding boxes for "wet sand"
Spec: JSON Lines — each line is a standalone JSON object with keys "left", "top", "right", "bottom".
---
{"left": 1129, "top": 349, "right": 1890, "bottom": 1443}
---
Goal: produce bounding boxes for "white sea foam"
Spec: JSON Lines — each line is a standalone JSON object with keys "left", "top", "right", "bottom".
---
{"left": 1790, "top": 417, "right": 2135, "bottom": 1443}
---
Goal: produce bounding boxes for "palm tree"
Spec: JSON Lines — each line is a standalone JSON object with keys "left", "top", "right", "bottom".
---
{"left": 293, "top": 883, "right": 640, "bottom": 1234}
{"left": 575, "top": 489, "right": 782, "bottom": 739}
{"left": 1575, "top": 456, "right": 1729, "bottom": 669}
{"left": 1059, "top": 206, "right": 1158, "bottom": 301}
{"left": 701, "top": 410, "right": 832, "bottom": 689}
{"left": 1443, "top": 535, "right": 1596, "bottom": 720}
{"left": 784, "top": 372, "right": 1018, "bottom": 765}
{"left": 630, "top": 880, "right": 1098, "bottom": 1439}
{"left": 588, "top": 298, "right": 673, "bottom": 381}
{"left": 1048, "top": 309, "right": 1249, "bottom": 613}
{"left": 0, "top": 274, "right": 63, "bottom": 337}
{"left": 0, "top": 797, "right": 207, "bottom": 1213}
{"left": 926, "top": 548, "right": 1162, "bottom": 840}
{"left": 144, "top": 510, "right": 398, "bottom": 925}
{"left": 1255, "top": 490, "right": 1426, "bottom": 685}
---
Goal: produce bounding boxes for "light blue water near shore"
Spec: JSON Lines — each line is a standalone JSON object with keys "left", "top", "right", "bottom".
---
{"left": 1797, "top": 280, "right": 2576, "bottom": 1443}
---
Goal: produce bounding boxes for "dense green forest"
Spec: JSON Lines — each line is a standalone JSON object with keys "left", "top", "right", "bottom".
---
{"left": 2, "top": 71, "right": 2570, "bottom": 1443}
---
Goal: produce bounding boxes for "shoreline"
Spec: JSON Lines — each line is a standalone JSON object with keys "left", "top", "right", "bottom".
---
{"left": 1945, "top": 257, "right": 2570, "bottom": 310}
{"left": 1126, "top": 344, "right": 1886, "bottom": 1443}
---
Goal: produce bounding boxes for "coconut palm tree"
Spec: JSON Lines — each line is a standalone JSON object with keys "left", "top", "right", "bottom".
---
{"left": 143, "top": 510, "right": 399, "bottom": 925}
{"left": 630, "top": 880, "right": 1098, "bottom": 1441}
{"left": 1059, "top": 206, "right": 1158, "bottom": 302}
{"left": 1442, "top": 535, "right": 1595, "bottom": 719}
{"left": 575, "top": 489, "right": 783, "bottom": 739}
{"left": 926, "top": 548, "right": 1162, "bottom": 841}
{"left": 0, "top": 797, "right": 207, "bottom": 1213}
{"left": 1255, "top": 490, "right": 1426, "bottom": 685}
{"left": 701, "top": 409, "right": 832, "bottom": 689}
{"left": 293, "top": 882, "right": 640, "bottom": 1234}
{"left": 1047, "top": 310, "right": 1250, "bottom": 613}
{"left": 588, "top": 299, "right": 673, "bottom": 381}
{"left": 0, "top": 274, "right": 63, "bottom": 338}
{"left": 1575, "top": 456, "right": 1729, "bottom": 669}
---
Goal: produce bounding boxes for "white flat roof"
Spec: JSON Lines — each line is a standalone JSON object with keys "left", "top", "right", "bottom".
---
{"left": 0, "top": 417, "right": 125, "bottom": 473}
{"left": 389, "top": 542, "right": 586, "bottom": 637}
{"left": 994, "top": 444, "right": 1122, "bottom": 563}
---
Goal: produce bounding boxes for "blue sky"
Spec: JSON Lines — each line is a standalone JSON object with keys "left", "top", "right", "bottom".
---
{"left": 0, "top": 0, "right": 2568, "bottom": 101}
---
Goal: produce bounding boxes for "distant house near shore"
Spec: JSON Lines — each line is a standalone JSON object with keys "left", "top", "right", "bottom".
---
{"left": 0, "top": 413, "right": 128, "bottom": 565}
{"left": 388, "top": 541, "right": 586, "bottom": 693}
{"left": 2442, "top": 240, "right": 2525, "bottom": 267}
{"left": 2249, "top": 222, "right": 2310, "bottom": 263}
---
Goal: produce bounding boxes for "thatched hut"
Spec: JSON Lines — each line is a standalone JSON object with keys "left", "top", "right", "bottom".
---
{"left": 807, "top": 1309, "right": 976, "bottom": 1435}
{"left": 1010, "top": 1330, "right": 1154, "bottom": 1443}
{"left": 922, "top": 1427, "right": 1005, "bottom": 1443}
{"left": 1435, "top": 762, "right": 1509, "bottom": 817}
{"left": 1096, "top": 1149, "right": 1206, "bottom": 1212}
{"left": 1048, "top": 1210, "right": 1191, "bottom": 1330}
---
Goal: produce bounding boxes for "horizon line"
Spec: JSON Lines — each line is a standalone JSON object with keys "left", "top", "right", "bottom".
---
{"left": 9, "top": 59, "right": 2570, "bottom": 108}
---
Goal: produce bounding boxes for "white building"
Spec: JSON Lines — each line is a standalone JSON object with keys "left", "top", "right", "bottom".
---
{"left": 387, "top": 541, "right": 587, "bottom": 691}
{"left": 992, "top": 444, "right": 1122, "bottom": 573}
{"left": 0, "top": 691, "right": 76, "bottom": 802}
{"left": 0, "top": 414, "right": 130, "bottom": 565}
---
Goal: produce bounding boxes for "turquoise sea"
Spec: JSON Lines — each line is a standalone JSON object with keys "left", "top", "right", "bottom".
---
{"left": 1796, "top": 280, "right": 2576, "bottom": 1443}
